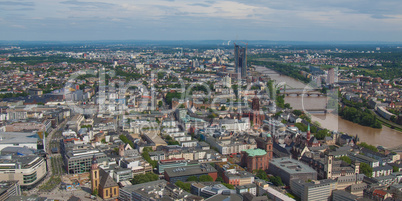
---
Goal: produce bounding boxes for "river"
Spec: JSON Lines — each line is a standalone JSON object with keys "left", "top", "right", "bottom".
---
{"left": 254, "top": 66, "right": 402, "bottom": 148}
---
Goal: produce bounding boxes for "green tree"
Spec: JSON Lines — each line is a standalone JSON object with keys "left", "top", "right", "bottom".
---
{"left": 216, "top": 176, "right": 224, "bottom": 183}
{"left": 187, "top": 176, "right": 198, "bottom": 182}
{"left": 165, "top": 91, "right": 182, "bottom": 106}
{"left": 142, "top": 81, "right": 148, "bottom": 87}
{"left": 92, "top": 188, "right": 98, "bottom": 196}
{"left": 295, "top": 123, "right": 308, "bottom": 132}
{"left": 199, "top": 175, "right": 214, "bottom": 182}
{"left": 256, "top": 169, "right": 269, "bottom": 181}
{"left": 315, "top": 129, "right": 329, "bottom": 140}
{"left": 339, "top": 156, "right": 352, "bottom": 164}
{"left": 119, "top": 135, "right": 134, "bottom": 148}
{"left": 393, "top": 166, "right": 399, "bottom": 172}
{"left": 270, "top": 176, "right": 283, "bottom": 186}
{"left": 158, "top": 101, "right": 163, "bottom": 107}
{"left": 131, "top": 172, "right": 159, "bottom": 185}
{"left": 141, "top": 147, "right": 158, "bottom": 168}
{"left": 359, "top": 142, "right": 378, "bottom": 152}
{"left": 360, "top": 162, "right": 373, "bottom": 177}
{"left": 175, "top": 181, "right": 191, "bottom": 192}
{"left": 222, "top": 183, "right": 235, "bottom": 189}
{"left": 292, "top": 110, "right": 303, "bottom": 116}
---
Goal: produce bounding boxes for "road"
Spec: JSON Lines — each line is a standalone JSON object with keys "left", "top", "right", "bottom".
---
{"left": 26, "top": 117, "right": 70, "bottom": 195}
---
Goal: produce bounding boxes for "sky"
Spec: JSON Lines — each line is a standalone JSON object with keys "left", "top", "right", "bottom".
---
{"left": 1, "top": 0, "right": 402, "bottom": 41}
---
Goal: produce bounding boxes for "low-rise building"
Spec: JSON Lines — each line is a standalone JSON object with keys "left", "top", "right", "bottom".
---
{"left": 332, "top": 190, "right": 359, "bottom": 201}
{"left": 164, "top": 163, "right": 218, "bottom": 184}
{"left": 349, "top": 153, "right": 380, "bottom": 168}
{"left": 157, "top": 158, "right": 189, "bottom": 174}
{"left": 120, "top": 180, "right": 195, "bottom": 201}
{"left": 268, "top": 158, "right": 317, "bottom": 186}
{"left": 0, "top": 180, "right": 21, "bottom": 201}
{"left": 236, "top": 183, "right": 257, "bottom": 196}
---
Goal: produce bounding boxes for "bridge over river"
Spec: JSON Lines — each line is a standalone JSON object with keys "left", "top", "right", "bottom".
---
{"left": 279, "top": 88, "right": 324, "bottom": 96}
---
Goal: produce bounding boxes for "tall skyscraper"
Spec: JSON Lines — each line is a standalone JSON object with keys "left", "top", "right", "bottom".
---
{"left": 234, "top": 43, "right": 247, "bottom": 78}
{"left": 327, "top": 68, "right": 335, "bottom": 84}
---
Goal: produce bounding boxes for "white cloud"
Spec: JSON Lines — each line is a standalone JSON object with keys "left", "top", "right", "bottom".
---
{"left": 1, "top": 0, "right": 402, "bottom": 41}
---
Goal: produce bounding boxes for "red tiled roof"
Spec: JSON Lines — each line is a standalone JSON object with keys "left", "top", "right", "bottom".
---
{"left": 373, "top": 189, "right": 387, "bottom": 197}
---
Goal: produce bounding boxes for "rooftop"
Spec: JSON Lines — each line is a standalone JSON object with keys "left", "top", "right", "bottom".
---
{"left": 270, "top": 158, "right": 317, "bottom": 174}
{"left": 243, "top": 148, "right": 267, "bottom": 157}
{"left": 164, "top": 163, "right": 217, "bottom": 178}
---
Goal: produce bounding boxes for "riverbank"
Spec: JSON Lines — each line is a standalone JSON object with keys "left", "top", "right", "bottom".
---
{"left": 253, "top": 65, "right": 402, "bottom": 148}
{"left": 375, "top": 111, "right": 402, "bottom": 132}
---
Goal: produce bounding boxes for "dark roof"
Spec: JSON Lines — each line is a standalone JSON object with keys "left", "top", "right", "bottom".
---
{"left": 373, "top": 165, "right": 392, "bottom": 171}
{"left": 99, "top": 168, "right": 118, "bottom": 189}
{"left": 242, "top": 192, "right": 269, "bottom": 201}
{"left": 360, "top": 147, "right": 386, "bottom": 158}
{"left": 165, "top": 163, "right": 217, "bottom": 178}
{"left": 67, "top": 196, "right": 81, "bottom": 201}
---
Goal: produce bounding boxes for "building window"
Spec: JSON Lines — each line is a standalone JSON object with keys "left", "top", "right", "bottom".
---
{"left": 23, "top": 172, "right": 37, "bottom": 184}
{"left": 106, "top": 189, "right": 108, "bottom": 197}
{"left": 94, "top": 171, "right": 97, "bottom": 178}
{"left": 114, "top": 188, "right": 117, "bottom": 195}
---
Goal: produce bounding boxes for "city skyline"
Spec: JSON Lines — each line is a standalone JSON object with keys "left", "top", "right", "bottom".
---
{"left": 1, "top": 0, "right": 402, "bottom": 41}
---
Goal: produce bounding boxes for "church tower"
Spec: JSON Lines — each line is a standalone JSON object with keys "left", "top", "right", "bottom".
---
{"left": 325, "top": 155, "right": 333, "bottom": 179}
{"left": 307, "top": 124, "right": 311, "bottom": 141}
{"left": 252, "top": 91, "right": 261, "bottom": 127}
{"left": 119, "top": 143, "right": 125, "bottom": 157}
{"left": 91, "top": 155, "right": 100, "bottom": 193}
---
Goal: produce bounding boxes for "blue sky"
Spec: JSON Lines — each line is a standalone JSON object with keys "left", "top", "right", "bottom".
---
{"left": 1, "top": 0, "right": 402, "bottom": 41}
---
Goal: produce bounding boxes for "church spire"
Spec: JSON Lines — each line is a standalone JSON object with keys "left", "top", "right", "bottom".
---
{"left": 91, "top": 154, "right": 98, "bottom": 170}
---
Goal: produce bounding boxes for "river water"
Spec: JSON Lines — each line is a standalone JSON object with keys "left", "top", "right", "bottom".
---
{"left": 254, "top": 66, "right": 402, "bottom": 148}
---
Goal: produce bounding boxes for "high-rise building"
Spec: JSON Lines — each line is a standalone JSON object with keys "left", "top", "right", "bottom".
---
{"left": 234, "top": 43, "right": 247, "bottom": 78}
{"left": 327, "top": 68, "right": 335, "bottom": 84}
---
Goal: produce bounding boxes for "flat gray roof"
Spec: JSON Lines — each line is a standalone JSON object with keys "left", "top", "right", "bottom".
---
{"left": 269, "top": 158, "right": 316, "bottom": 174}
{"left": 165, "top": 163, "right": 216, "bottom": 178}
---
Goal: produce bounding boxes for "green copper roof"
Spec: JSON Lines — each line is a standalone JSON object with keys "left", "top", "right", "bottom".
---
{"left": 243, "top": 148, "right": 267, "bottom": 157}
{"left": 267, "top": 133, "right": 272, "bottom": 138}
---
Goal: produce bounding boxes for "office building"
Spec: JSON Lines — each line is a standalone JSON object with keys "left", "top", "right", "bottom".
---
{"left": 234, "top": 43, "right": 247, "bottom": 78}
{"left": 0, "top": 154, "right": 46, "bottom": 189}
{"left": 61, "top": 143, "right": 107, "bottom": 174}
{"left": 268, "top": 158, "right": 317, "bottom": 186}
{"left": 290, "top": 179, "right": 337, "bottom": 201}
